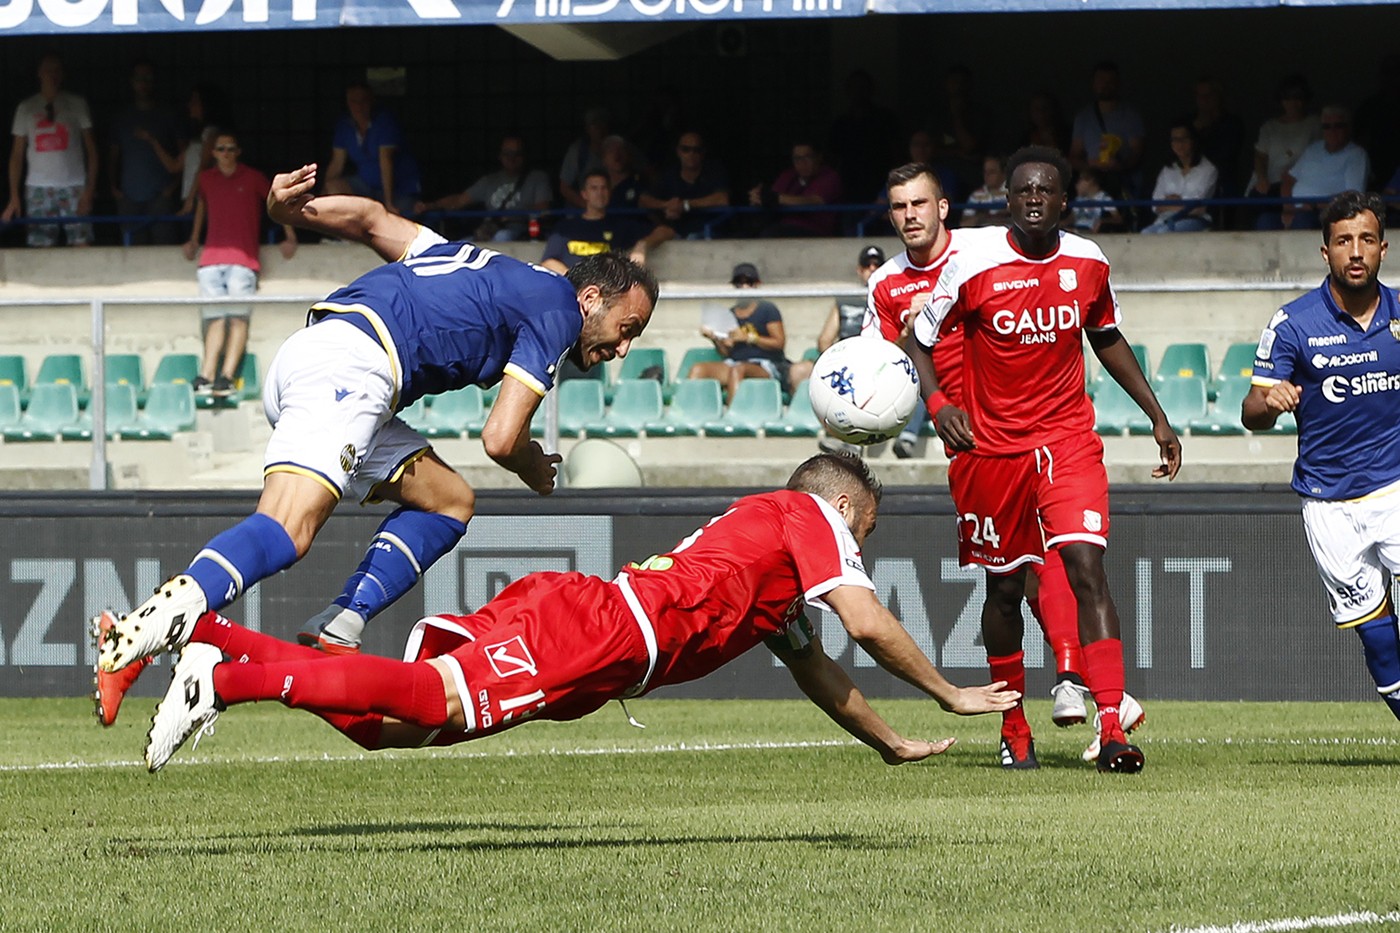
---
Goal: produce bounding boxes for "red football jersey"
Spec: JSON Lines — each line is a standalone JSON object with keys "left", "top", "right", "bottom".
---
{"left": 913, "top": 227, "right": 1120, "bottom": 454}
{"left": 619, "top": 489, "right": 874, "bottom": 691}
{"left": 864, "top": 235, "right": 965, "bottom": 406}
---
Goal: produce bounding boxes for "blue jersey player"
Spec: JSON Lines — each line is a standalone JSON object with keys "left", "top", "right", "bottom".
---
{"left": 1243, "top": 190, "right": 1400, "bottom": 722}
{"left": 95, "top": 164, "right": 658, "bottom": 724}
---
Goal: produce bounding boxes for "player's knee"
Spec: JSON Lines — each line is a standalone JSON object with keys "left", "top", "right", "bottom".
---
{"left": 439, "top": 482, "right": 476, "bottom": 526}
{"left": 985, "top": 572, "right": 1025, "bottom": 615}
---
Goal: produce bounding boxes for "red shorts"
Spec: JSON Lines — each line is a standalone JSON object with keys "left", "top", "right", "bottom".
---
{"left": 404, "top": 571, "right": 650, "bottom": 744}
{"left": 947, "top": 431, "right": 1109, "bottom": 573}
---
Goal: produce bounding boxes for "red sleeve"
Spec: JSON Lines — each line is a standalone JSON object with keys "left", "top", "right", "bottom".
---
{"left": 804, "top": 168, "right": 843, "bottom": 206}
{"left": 782, "top": 494, "right": 874, "bottom": 608}
{"left": 1082, "top": 265, "right": 1121, "bottom": 330}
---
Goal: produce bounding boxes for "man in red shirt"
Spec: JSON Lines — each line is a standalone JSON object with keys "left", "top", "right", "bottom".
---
{"left": 748, "top": 141, "right": 844, "bottom": 238}
{"left": 131, "top": 453, "right": 1019, "bottom": 772}
{"left": 183, "top": 131, "right": 297, "bottom": 397}
{"left": 910, "top": 146, "right": 1181, "bottom": 774}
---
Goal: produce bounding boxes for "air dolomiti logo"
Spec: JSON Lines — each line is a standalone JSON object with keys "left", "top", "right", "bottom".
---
{"left": 1311, "top": 350, "right": 1378, "bottom": 369}
{"left": 992, "top": 301, "right": 1081, "bottom": 344}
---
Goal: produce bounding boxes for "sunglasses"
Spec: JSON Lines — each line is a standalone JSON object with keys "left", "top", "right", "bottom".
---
{"left": 214, "top": 145, "right": 239, "bottom": 152}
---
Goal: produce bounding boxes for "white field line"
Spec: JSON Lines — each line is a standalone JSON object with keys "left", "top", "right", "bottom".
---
{"left": 1, "top": 732, "right": 1396, "bottom": 775}
{"left": 1164, "top": 910, "right": 1400, "bottom": 932}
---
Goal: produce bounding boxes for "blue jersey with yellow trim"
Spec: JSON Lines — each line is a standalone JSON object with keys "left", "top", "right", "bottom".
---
{"left": 1252, "top": 279, "right": 1400, "bottom": 499}
{"left": 311, "top": 240, "right": 581, "bottom": 407}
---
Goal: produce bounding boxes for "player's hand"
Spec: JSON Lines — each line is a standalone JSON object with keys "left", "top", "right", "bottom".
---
{"left": 267, "top": 163, "right": 318, "bottom": 222}
{"left": 1, "top": 199, "right": 19, "bottom": 223}
{"left": 945, "top": 681, "right": 1021, "bottom": 715}
{"left": 1264, "top": 380, "right": 1301, "bottom": 414}
{"left": 517, "top": 441, "right": 562, "bottom": 495}
{"left": 181, "top": 239, "right": 198, "bottom": 262}
{"left": 279, "top": 238, "right": 298, "bottom": 260}
{"left": 881, "top": 736, "right": 956, "bottom": 765}
{"left": 933, "top": 404, "right": 976, "bottom": 451}
{"left": 1151, "top": 422, "right": 1182, "bottom": 480}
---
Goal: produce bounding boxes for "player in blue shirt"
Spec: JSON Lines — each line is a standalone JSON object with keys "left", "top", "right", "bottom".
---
{"left": 1244, "top": 190, "right": 1400, "bottom": 721}
{"left": 95, "top": 163, "right": 658, "bottom": 723}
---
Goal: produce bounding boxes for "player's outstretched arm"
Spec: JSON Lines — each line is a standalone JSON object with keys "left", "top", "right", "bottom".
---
{"left": 771, "top": 637, "right": 956, "bottom": 765}
{"left": 480, "top": 375, "right": 561, "bottom": 495}
{"left": 1089, "top": 327, "right": 1182, "bottom": 479}
{"left": 823, "top": 584, "right": 1019, "bottom": 715}
{"left": 906, "top": 333, "right": 974, "bottom": 450}
{"left": 1240, "top": 381, "right": 1298, "bottom": 431}
{"left": 267, "top": 163, "right": 419, "bottom": 263}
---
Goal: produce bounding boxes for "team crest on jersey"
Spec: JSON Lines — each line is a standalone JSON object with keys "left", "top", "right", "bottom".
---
{"left": 486, "top": 635, "right": 538, "bottom": 678}
{"left": 1390, "top": 318, "right": 1400, "bottom": 341}
{"left": 1083, "top": 509, "right": 1103, "bottom": 532}
{"left": 339, "top": 444, "right": 359, "bottom": 475}
{"left": 1058, "top": 268, "right": 1077, "bottom": 292}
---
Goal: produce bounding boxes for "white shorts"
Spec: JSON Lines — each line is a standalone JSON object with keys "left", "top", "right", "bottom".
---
{"left": 1301, "top": 478, "right": 1400, "bottom": 626}
{"left": 262, "top": 318, "right": 429, "bottom": 503}
{"left": 197, "top": 264, "right": 257, "bottom": 321}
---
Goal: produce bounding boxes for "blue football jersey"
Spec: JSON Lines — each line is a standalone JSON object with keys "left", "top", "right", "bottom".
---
{"left": 1252, "top": 279, "right": 1400, "bottom": 499}
{"left": 310, "top": 240, "right": 582, "bottom": 408}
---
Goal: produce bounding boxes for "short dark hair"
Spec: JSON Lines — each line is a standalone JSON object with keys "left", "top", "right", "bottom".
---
{"left": 1276, "top": 73, "right": 1310, "bottom": 102}
{"left": 885, "top": 162, "right": 945, "bottom": 199}
{"left": 581, "top": 168, "right": 610, "bottom": 188}
{"left": 1166, "top": 120, "right": 1200, "bottom": 168}
{"left": 1321, "top": 190, "right": 1386, "bottom": 243}
{"left": 786, "top": 452, "right": 883, "bottom": 508}
{"left": 1006, "top": 145, "right": 1072, "bottom": 192}
{"left": 566, "top": 252, "right": 660, "bottom": 309}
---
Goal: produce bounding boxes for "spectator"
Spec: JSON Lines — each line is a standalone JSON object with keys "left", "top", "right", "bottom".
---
{"left": 558, "top": 106, "right": 611, "bottom": 210}
{"left": 1266, "top": 105, "right": 1369, "bottom": 230}
{"left": 601, "top": 134, "right": 646, "bottom": 211}
{"left": 1142, "top": 120, "right": 1219, "bottom": 234}
{"left": 1, "top": 51, "right": 98, "bottom": 248}
{"left": 1069, "top": 167, "right": 1123, "bottom": 234}
{"left": 1356, "top": 53, "right": 1400, "bottom": 195}
{"left": 1246, "top": 74, "right": 1321, "bottom": 226}
{"left": 907, "top": 129, "right": 936, "bottom": 170}
{"left": 109, "top": 60, "right": 181, "bottom": 244}
{"left": 1190, "top": 76, "right": 1245, "bottom": 211}
{"left": 748, "top": 141, "right": 844, "bottom": 238}
{"left": 688, "top": 262, "right": 792, "bottom": 401}
{"left": 927, "top": 65, "right": 989, "bottom": 201}
{"left": 1023, "top": 91, "right": 1071, "bottom": 153}
{"left": 324, "top": 81, "right": 421, "bottom": 216}
{"left": 181, "top": 130, "right": 297, "bottom": 397}
{"left": 539, "top": 169, "right": 665, "bottom": 273}
{"left": 639, "top": 130, "right": 730, "bottom": 240}
{"left": 136, "top": 82, "right": 233, "bottom": 216}
{"left": 791, "top": 244, "right": 885, "bottom": 390}
{"left": 1069, "top": 61, "right": 1146, "bottom": 200}
{"left": 827, "top": 69, "right": 902, "bottom": 204}
{"left": 961, "top": 154, "right": 1010, "bottom": 227}
{"left": 414, "top": 134, "right": 550, "bottom": 242}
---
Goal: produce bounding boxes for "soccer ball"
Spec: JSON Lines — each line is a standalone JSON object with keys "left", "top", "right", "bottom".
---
{"left": 808, "top": 337, "right": 921, "bottom": 445}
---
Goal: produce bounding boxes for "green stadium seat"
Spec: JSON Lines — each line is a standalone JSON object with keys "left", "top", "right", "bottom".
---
{"left": 1212, "top": 342, "right": 1257, "bottom": 400}
{"left": 1092, "top": 378, "right": 1138, "bottom": 436}
{"left": 801, "top": 346, "right": 821, "bottom": 363}
{"left": 587, "top": 379, "right": 662, "bottom": 438}
{"left": 0, "top": 354, "right": 29, "bottom": 407}
{"left": 1256, "top": 410, "right": 1298, "bottom": 436}
{"left": 151, "top": 353, "right": 200, "bottom": 390}
{"left": 1090, "top": 343, "right": 1152, "bottom": 397}
{"left": 1130, "top": 375, "right": 1207, "bottom": 435}
{"left": 703, "top": 378, "right": 782, "bottom": 437}
{"left": 62, "top": 383, "right": 142, "bottom": 441}
{"left": 4, "top": 382, "right": 80, "bottom": 441}
{"left": 421, "top": 386, "right": 487, "bottom": 439}
{"left": 0, "top": 383, "right": 22, "bottom": 429}
{"left": 105, "top": 354, "right": 147, "bottom": 407}
{"left": 34, "top": 353, "right": 89, "bottom": 409}
{"left": 677, "top": 346, "right": 723, "bottom": 382}
{"left": 1189, "top": 377, "right": 1250, "bottom": 436}
{"left": 643, "top": 378, "right": 722, "bottom": 437}
{"left": 483, "top": 383, "right": 500, "bottom": 406}
{"left": 558, "top": 379, "right": 606, "bottom": 437}
{"left": 615, "top": 348, "right": 671, "bottom": 401}
{"left": 397, "top": 397, "right": 430, "bottom": 432}
{"left": 764, "top": 379, "right": 822, "bottom": 437}
{"left": 235, "top": 352, "right": 260, "bottom": 402}
{"left": 1154, "top": 342, "right": 1210, "bottom": 385}
{"left": 121, "top": 382, "right": 196, "bottom": 440}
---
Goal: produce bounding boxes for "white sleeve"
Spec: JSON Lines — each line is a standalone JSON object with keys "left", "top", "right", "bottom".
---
{"left": 403, "top": 224, "right": 448, "bottom": 259}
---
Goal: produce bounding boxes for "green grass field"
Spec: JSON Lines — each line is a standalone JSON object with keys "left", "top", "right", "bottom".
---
{"left": 3, "top": 697, "right": 1399, "bottom": 932}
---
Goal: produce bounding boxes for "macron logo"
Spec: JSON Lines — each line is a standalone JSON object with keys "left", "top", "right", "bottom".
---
{"left": 1307, "top": 334, "right": 1347, "bottom": 347}
{"left": 334, "top": 387, "right": 351, "bottom": 402}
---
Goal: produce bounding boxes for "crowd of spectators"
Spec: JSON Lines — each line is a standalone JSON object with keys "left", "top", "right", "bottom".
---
{"left": 6, "top": 53, "right": 1400, "bottom": 256}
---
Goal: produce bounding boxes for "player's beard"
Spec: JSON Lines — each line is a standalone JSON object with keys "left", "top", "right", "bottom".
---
{"left": 1331, "top": 259, "right": 1380, "bottom": 295}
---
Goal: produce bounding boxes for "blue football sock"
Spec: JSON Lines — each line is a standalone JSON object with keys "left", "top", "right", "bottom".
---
{"left": 1355, "top": 610, "right": 1400, "bottom": 722}
{"left": 333, "top": 508, "right": 467, "bottom": 622}
{"left": 186, "top": 513, "right": 299, "bottom": 611}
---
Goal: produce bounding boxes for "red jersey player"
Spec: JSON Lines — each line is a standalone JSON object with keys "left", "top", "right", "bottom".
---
{"left": 869, "top": 162, "right": 1132, "bottom": 758}
{"left": 909, "top": 146, "right": 1181, "bottom": 774}
{"left": 132, "top": 453, "right": 1020, "bottom": 772}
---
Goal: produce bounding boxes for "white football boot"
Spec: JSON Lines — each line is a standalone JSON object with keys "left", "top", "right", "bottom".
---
{"left": 99, "top": 574, "right": 206, "bottom": 673}
{"left": 1082, "top": 691, "right": 1146, "bottom": 762}
{"left": 145, "top": 642, "right": 224, "bottom": 773}
{"left": 1050, "top": 678, "right": 1091, "bottom": 727}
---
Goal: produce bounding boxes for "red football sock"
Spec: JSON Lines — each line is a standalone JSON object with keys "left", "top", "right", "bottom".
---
{"left": 1082, "top": 638, "right": 1125, "bottom": 737}
{"left": 192, "top": 612, "right": 324, "bottom": 663}
{"left": 1034, "top": 550, "right": 1083, "bottom": 677}
{"left": 988, "top": 651, "right": 1029, "bottom": 736}
{"left": 319, "top": 713, "right": 384, "bottom": 750}
{"left": 212, "top": 654, "right": 449, "bottom": 729}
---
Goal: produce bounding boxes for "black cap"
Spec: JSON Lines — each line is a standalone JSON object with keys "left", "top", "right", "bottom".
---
{"left": 859, "top": 245, "right": 885, "bottom": 267}
{"left": 731, "top": 262, "right": 760, "bottom": 285}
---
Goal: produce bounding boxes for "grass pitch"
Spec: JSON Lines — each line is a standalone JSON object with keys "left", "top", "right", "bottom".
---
{"left": 2, "top": 697, "right": 1399, "bottom": 932}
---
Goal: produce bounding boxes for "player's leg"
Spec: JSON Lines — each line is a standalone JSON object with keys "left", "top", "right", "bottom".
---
{"left": 219, "top": 316, "right": 250, "bottom": 389}
{"left": 1028, "top": 550, "right": 1091, "bottom": 727}
{"left": 983, "top": 567, "right": 1038, "bottom": 769}
{"left": 300, "top": 433, "right": 472, "bottom": 654}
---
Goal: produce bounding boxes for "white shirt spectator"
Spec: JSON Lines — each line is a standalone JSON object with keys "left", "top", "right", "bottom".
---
{"left": 1151, "top": 155, "right": 1219, "bottom": 221}
{"left": 11, "top": 91, "right": 92, "bottom": 188}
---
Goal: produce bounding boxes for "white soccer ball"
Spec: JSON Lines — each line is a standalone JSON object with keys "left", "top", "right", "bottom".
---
{"left": 808, "top": 337, "right": 921, "bottom": 445}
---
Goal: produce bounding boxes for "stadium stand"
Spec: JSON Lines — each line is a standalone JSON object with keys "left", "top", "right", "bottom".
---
{"left": 586, "top": 379, "right": 663, "bottom": 438}
{"left": 5, "top": 383, "right": 80, "bottom": 441}
{"left": 643, "top": 378, "right": 723, "bottom": 437}
{"left": 703, "top": 379, "right": 783, "bottom": 437}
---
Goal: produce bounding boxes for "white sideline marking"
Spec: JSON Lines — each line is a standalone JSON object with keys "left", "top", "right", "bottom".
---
{"left": 1165, "top": 911, "right": 1400, "bottom": 932}
{"left": 0, "top": 737, "right": 860, "bottom": 773}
